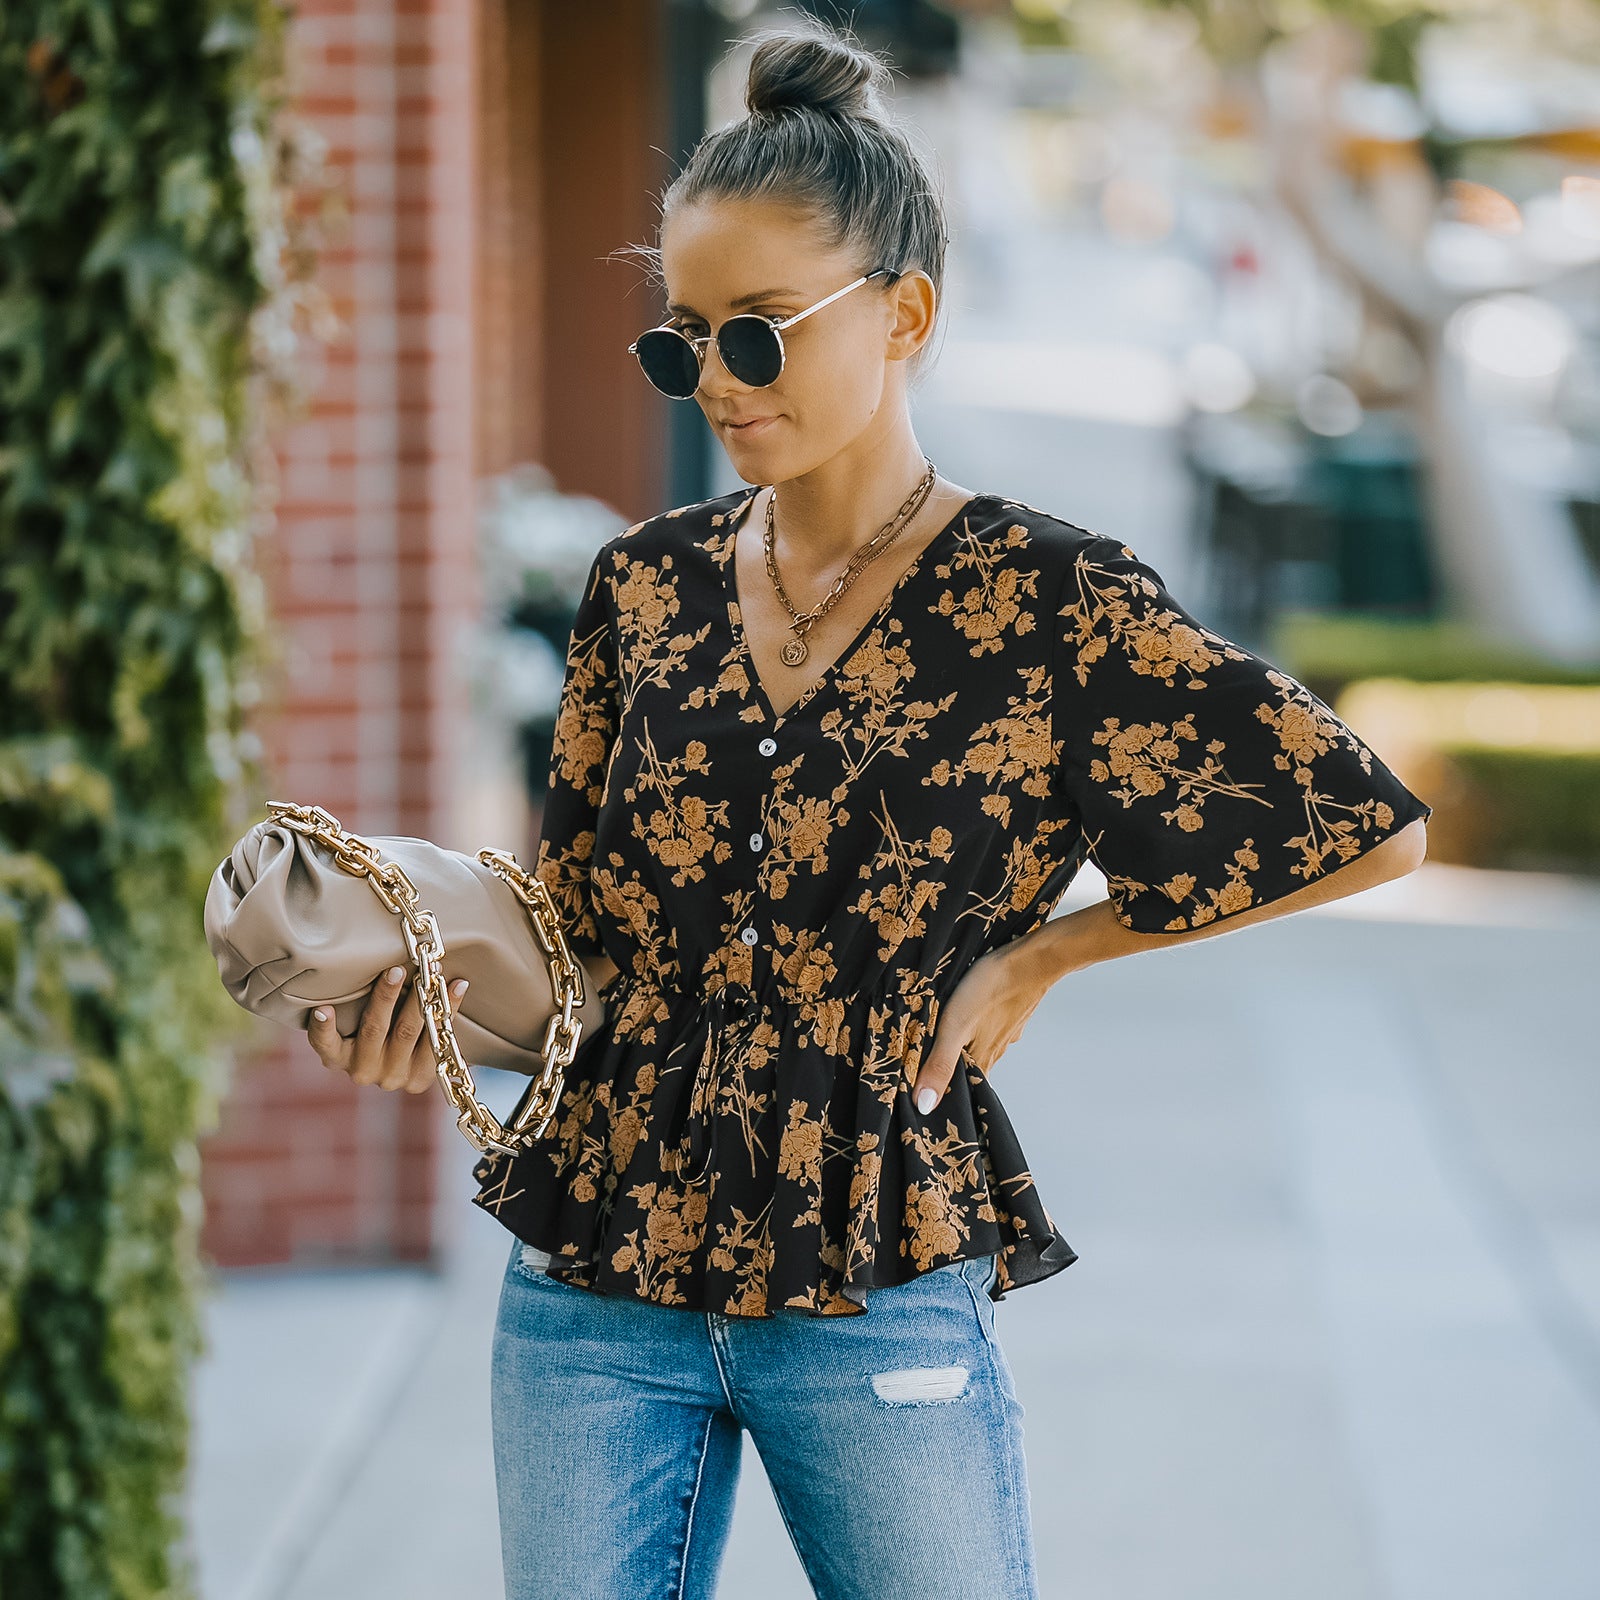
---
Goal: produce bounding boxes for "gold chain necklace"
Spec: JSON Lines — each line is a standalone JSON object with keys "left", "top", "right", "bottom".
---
{"left": 763, "top": 457, "right": 939, "bottom": 668}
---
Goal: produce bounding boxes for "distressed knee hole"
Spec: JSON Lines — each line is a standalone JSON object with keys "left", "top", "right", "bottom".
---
{"left": 869, "top": 1363, "right": 971, "bottom": 1405}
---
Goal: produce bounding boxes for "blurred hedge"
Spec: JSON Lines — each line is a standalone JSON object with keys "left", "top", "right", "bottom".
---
{"left": 1275, "top": 613, "right": 1600, "bottom": 875}
{"left": 1334, "top": 679, "right": 1600, "bottom": 877}
{"left": 1272, "top": 611, "right": 1600, "bottom": 704}
{"left": 1438, "top": 749, "right": 1600, "bottom": 873}
{"left": 0, "top": 5, "right": 298, "bottom": 1595}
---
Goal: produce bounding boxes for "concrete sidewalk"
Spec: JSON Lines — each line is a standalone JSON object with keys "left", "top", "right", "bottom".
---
{"left": 184, "top": 861, "right": 1600, "bottom": 1600}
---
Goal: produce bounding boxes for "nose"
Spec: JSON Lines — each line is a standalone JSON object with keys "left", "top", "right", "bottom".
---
{"left": 695, "top": 333, "right": 747, "bottom": 401}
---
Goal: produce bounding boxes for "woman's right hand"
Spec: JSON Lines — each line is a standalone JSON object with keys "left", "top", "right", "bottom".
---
{"left": 307, "top": 965, "right": 469, "bottom": 1095}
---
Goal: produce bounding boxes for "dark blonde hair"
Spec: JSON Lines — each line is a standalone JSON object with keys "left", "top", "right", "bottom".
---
{"left": 641, "top": 14, "right": 950, "bottom": 384}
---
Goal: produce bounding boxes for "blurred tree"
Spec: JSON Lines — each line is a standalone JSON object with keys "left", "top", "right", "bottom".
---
{"left": 0, "top": 3, "right": 315, "bottom": 1593}
{"left": 998, "top": 0, "right": 1581, "bottom": 91}
{"left": 1001, "top": 0, "right": 1600, "bottom": 661}
{"left": 796, "top": 0, "right": 963, "bottom": 77}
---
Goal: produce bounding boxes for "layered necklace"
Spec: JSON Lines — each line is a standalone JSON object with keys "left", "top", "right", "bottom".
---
{"left": 763, "top": 456, "right": 939, "bottom": 668}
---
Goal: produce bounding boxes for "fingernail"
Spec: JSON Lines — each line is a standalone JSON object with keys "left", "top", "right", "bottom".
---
{"left": 915, "top": 1087, "right": 937, "bottom": 1114}
{"left": 452, "top": 979, "right": 469, "bottom": 998}
{"left": 387, "top": 966, "right": 405, "bottom": 984}
{"left": 312, "top": 1008, "right": 327, "bottom": 1023}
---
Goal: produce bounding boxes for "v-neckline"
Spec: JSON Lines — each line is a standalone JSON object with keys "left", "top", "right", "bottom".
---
{"left": 722, "top": 486, "right": 986, "bottom": 726}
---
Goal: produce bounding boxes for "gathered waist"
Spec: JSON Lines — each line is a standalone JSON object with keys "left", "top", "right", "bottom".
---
{"left": 598, "top": 959, "right": 955, "bottom": 1017}
{"left": 601, "top": 966, "right": 822, "bottom": 1017}
{"left": 590, "top": 962, "right": 944, "bottom": 1189}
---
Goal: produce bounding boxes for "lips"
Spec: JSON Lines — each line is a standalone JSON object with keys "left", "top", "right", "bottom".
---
{"left": 724, "top": 416, "right": 778, "bottom": 434}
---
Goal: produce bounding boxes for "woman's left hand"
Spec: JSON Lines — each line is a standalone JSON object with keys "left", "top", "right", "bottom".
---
{"left": 911, "top": 940, "right": 1050, "bottom": 1114}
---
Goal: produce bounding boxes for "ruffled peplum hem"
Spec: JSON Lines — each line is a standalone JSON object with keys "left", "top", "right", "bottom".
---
{"left": 471, "top": 965, "right": 1078, "bottom": 1318}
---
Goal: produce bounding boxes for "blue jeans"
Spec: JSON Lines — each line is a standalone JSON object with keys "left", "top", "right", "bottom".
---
{"left": 490, "top": 1238, "right": 1039, "bottom": 1600}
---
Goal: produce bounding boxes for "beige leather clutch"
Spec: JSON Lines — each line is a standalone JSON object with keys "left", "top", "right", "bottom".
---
{"left": 202, "top": 802, "right": 607, "bottom": 1152}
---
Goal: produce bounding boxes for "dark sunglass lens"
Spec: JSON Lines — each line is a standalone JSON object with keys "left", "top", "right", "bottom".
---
{"left": 634, "top": 329, "right": 700, "bottom": 398}
{"left": 718, "top": 317, "right": 784, "bottom": 387}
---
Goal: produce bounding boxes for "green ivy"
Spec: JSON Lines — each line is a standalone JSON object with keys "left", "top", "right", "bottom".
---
{"left": 0, "top": 4, "right": 302, "bottom": 1594}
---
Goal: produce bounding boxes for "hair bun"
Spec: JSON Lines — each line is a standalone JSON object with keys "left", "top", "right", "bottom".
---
{"left": 744, "top": 25, "right": 890, "bottom": 121}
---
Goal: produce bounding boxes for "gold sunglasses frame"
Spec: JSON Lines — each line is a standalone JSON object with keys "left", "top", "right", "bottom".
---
{"left": 628, "top": 266, "right": 899, "bottom": 397}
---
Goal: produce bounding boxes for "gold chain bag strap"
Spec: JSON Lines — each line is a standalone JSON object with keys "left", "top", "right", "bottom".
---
{"left": 249, "top": 800, "right": 587, "bottom": 1156}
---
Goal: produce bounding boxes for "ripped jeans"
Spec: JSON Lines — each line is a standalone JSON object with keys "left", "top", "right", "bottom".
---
{"left": 490, "top": 1238, "right": 1039, "bottom": 1600}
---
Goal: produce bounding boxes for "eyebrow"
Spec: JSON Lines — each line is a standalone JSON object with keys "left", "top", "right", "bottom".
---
{"left": 666, "top": 287, "right": 802, "bottom": 316}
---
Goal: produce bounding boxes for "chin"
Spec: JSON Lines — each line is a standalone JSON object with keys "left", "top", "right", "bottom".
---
{"left": 723, "top": 440, "right": 791, "bottom": 480}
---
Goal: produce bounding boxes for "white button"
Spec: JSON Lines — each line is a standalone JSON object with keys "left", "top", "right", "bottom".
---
{"left": 748, "top": 832, "right": 763, "bottom": 851}
{"left": 740, "top": 927, "right": 759, "bottom": 946}
{"left": 758, "top": 737, "right": 777, "bottom": 756}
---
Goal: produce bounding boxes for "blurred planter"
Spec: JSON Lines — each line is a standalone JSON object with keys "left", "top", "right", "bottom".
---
{"left": 1304, "top": 417, "right": 1437, "bottom": 613}
{"left": 467, "top": 463, "right": 626, "bottom": 806}
{"left": 1186, "top": 407, "right": 1438, "bottom": 647}
{"left": 1336, "top": 679, "right": 1600, "bottom": 876}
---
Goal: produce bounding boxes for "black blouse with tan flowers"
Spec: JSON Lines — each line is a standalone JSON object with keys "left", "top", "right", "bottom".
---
{"left": 471, "top": 487, "right": 1432, "bottom": 1318}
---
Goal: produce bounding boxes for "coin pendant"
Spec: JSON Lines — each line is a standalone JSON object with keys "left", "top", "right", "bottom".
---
{"left": 780, "top": 635, "right": 808, "bottom": 667}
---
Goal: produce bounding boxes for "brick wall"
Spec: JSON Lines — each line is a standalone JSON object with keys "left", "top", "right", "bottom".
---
{"left": 200, "top": 0, "right": 673, "bottom": 1268}
{"left": 200, "top": 0, "right": 482, "bottom": 1268}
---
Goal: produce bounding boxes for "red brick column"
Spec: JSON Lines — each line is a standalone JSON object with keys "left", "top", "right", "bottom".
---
{"left": 200, "top": 0, "right": 482, "bottom": 1267}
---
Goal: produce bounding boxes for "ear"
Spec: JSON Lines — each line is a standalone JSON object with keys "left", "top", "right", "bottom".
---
{"left": 885, "top": 269, "right": 937, "bottom": 363}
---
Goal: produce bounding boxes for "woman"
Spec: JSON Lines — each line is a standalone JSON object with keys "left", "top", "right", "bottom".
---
{"left": 307, "top": 17, "right": 1432, "bottom": 1600}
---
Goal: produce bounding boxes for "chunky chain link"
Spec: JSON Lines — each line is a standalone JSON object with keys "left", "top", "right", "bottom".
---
{"left": 265, "top": 800, "right": 587, "bottom": 1157}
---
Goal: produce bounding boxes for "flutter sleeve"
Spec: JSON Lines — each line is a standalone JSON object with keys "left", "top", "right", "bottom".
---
{"left": 1050, "top": 534, "right": 1433, "bottom": 934}
{"left": 532, "top": 540, "right": 622, "bottom": 963}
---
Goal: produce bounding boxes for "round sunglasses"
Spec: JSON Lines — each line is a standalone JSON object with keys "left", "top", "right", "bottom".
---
{"left": 628, "top": 267, "right": 900, "bottom": 399}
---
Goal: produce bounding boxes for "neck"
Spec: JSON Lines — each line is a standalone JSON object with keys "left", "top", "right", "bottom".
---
{"left": 767, "top": 421, "right": 940, "bottom": 572}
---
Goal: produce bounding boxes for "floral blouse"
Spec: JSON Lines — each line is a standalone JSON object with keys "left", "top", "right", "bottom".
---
{"left": 471, "top": 487, "right": 1432, "bottom": 1317}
